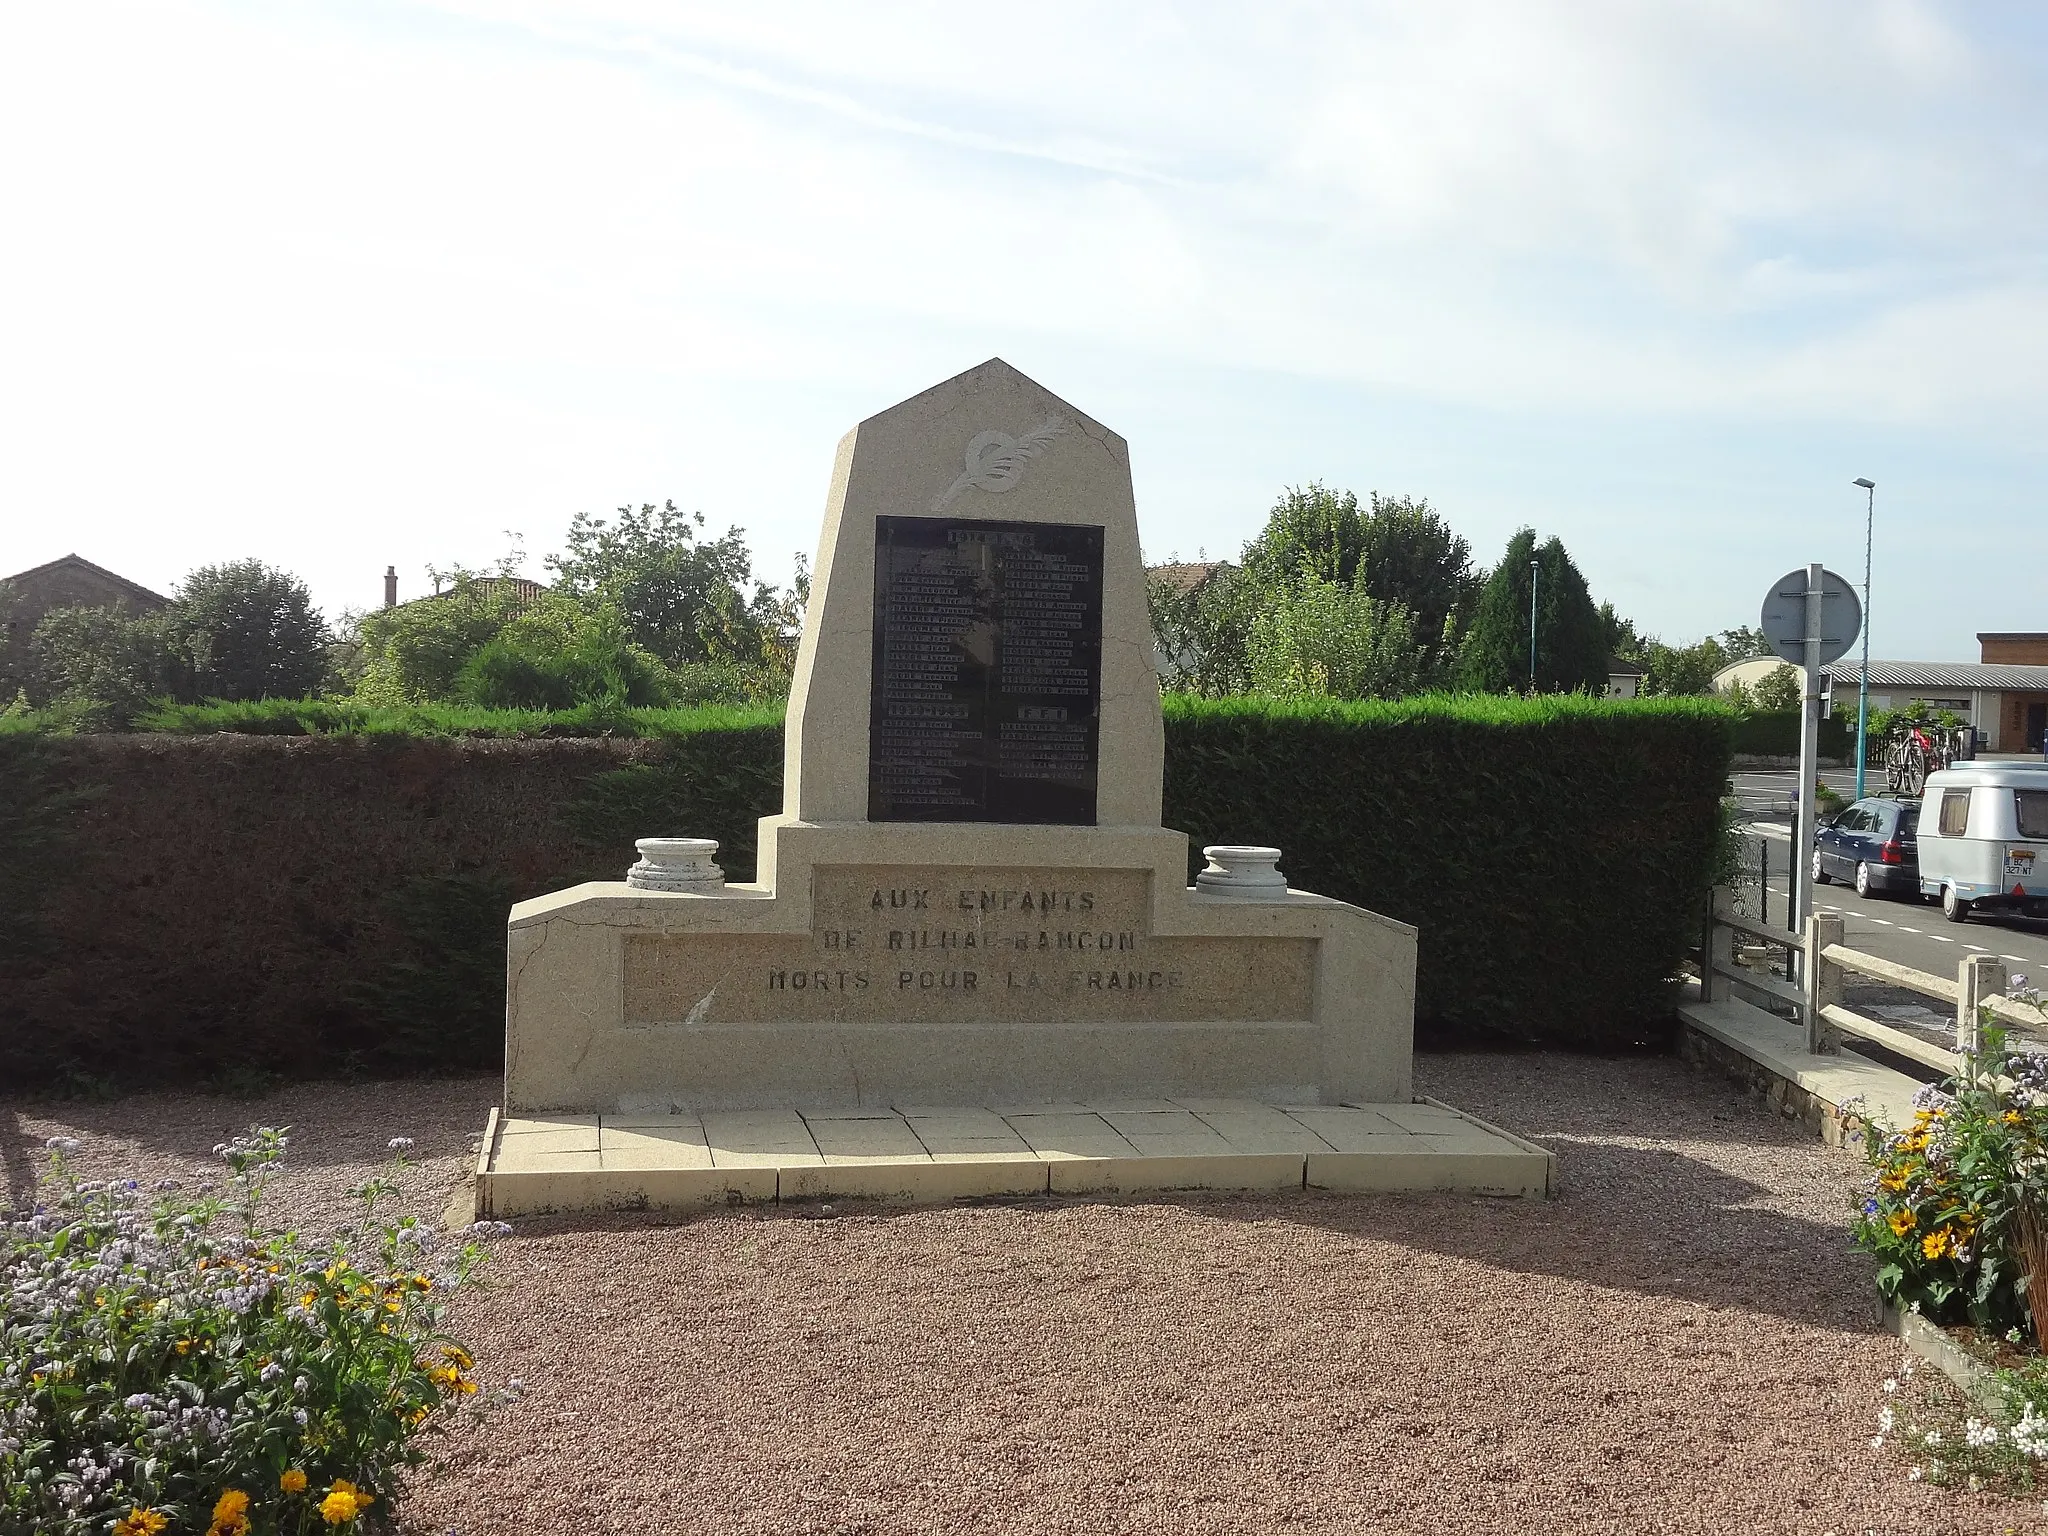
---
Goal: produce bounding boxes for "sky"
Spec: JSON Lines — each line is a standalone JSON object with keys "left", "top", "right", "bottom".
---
{"left": 2, "top": 1, "right": 2044, "bottom": 661}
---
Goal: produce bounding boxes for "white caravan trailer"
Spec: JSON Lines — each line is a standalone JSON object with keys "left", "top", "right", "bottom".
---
{"left": 1917, "top": 761, "right": 2048, "bottom": 923}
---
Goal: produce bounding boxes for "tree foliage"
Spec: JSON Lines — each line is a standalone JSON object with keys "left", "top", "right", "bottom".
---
{"left": 1151, "top": 483, "right": 1479, "bottom": 698}
{"left": 28, "top": 607, "right": 189, "bottom": 726}
{"left": 24, "top": 563, "right": 329, "bottom": 723}
{"left": 544, "top": 500, "right": 788, "bottom": 669}
{"left": 1751, "top": 662, "right": 1800, "bottom": 712}
{"left": 1244, "top": 578, "right": 1424, "bottom": 700}
{"left": 348, "top": 580, "right": 535, "bottom": 706}
{"left": 1240, "top": 485, "right": 1476, "bottom": 672}
{"left": 1148, "top": 564, "right": 1258, "bottom": 696}
{"left": 169, "top": 560, "right": 330, "bottom": 701}
{"left": 1459, "top": 528, "right": 1608, "bottom": 693}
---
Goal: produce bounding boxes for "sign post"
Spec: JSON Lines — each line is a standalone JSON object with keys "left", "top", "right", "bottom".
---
{"left": 1759, "top": 565, "right": 1862, "bottom": 947}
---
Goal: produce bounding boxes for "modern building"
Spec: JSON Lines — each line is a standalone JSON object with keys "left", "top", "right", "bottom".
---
{"left": 1712, "top": 633, "right": 2048, "bottom": 752}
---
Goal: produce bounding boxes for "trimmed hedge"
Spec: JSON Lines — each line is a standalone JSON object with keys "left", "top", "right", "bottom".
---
{"left": 1162, "top": 693, "right": 1729, "bottom": 1049}
{"left": 1728, "top": 709, "right": 1853, "bottom": 760}
{"left": 0, "top": 695, "right": 1729, "bottom": 1085}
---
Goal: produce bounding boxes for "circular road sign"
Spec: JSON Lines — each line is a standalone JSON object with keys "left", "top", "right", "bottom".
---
{"left": 1759, "top": 567, "right": 1862, "bottom": 666}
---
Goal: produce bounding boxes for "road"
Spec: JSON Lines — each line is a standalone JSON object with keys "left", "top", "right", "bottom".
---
{"left": 1729, "top": 768, "right": 1863, "bottom": 816}
{"left": 1743, "top": 819, "right": 2048, "bottom": 988}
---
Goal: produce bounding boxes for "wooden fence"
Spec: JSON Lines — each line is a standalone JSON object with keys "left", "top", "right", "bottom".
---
{"left": 1702, "top": 889, "right": 2042, "bottom": 1075}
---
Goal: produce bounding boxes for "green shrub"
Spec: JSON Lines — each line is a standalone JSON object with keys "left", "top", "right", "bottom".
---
{"left": 0, "top": 1130, "right": 512, "bottom": 1536}
{"left": 122, "top": 697, "right": 784, "bottom": 739}
{"left": 570, "top": 723, "right": 783, "bottom": 882}
{"left": 1727, "top": 710, "right": 1853, "bottom": 759}
{"left": 1161, "top": 692, "right": 1731, "bottom": 1048}
{"left": 343, "top": 874, "right": 515, "bottom": 1073}
{"left": 1244, "top": 579, "right": 1424, "bottom": 700}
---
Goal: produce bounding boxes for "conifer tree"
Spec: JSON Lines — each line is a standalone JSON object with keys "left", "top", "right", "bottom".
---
{"left": 1459, "top": 529, "right": 1609, "bottom": 693}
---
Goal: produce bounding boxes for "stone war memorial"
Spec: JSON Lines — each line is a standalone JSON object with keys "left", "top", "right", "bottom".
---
{"left": 479, "top": 360, "right": 1551, "bottom": 1215}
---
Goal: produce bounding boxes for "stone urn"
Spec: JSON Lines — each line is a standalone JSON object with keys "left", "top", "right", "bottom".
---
{"left": 626, "top": 838, "right": 726, "bottom": 892}
{"left": 1195, "top": 845, "right": 1288, "bottom": 897}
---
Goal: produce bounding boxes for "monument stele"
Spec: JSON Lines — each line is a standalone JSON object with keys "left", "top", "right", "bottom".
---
{"left": 502, "top": 359, "right": 1418, "bottom": 1114}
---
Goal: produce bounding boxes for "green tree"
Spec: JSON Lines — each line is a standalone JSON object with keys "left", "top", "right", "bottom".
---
{"left": 1147, "top": 562, "right": 1259, "bottom": 695}
{"left": 1239, "top": 484, "right": 1476, "bottom": 675}
{"left": 1459, "top": 529, "right": 1608, "bottom": 693}
{"left": 349, "top": 579, "right": 535, "bottom": 705}
{"left": 544, "top": 501, "right": 782, "bottom": 668}
{"left": 1751, "top": 662, "right": 1800, "bottom": 712}
{"left": 1643, "top": 636, "right": 1729, "bottom": 696}
{"left": 1598, "top": 602, "right": 1650, "bottom": 667}
{"left": 455, "top": 598, "right": 669, "bottom": 709}
{"left": 28, "top": 605, "right": 188, "bottom": 723}
{"left": 1244, "top": 578, "right": 1424, "bottom": 700}
{"left": 1717, "top": 625, "right": 1773, "bottom": 662}
{"left": 169, "top": 560, "right": 329, "bottom": 701}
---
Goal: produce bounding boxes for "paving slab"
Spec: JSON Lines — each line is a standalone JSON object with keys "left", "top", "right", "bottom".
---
{"left": 1049, "top": 1153, "right": 1305, "bottom": 1195}
{"left": 479, "top": 1097, "right": 1553, "bottom": 1216}
{"left": 781, "top": 1159, "right": 1049, "bottom": 1203}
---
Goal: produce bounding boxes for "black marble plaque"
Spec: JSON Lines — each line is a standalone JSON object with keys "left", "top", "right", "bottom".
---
{"left": 869, "top": 516, "right": 1104, "bottom": 824}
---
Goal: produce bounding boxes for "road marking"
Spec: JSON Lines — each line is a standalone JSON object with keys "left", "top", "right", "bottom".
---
{"left": 1899, "top": 927, "right": 1924, "bottom": 935}
{"left": 1869, "top": 918, "right": 1894, "bottom": 926}
{"left": 1929, "top": 935, "right": 1954, "bottom": 943}
{"left": 1964, "top": 944, "right": 1988, "bottom": 951}
{"left": 2007, "top": 956, "right": 2031, "bottom": 964}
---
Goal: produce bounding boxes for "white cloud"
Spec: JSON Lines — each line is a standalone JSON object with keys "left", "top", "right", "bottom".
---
{"left": 0, "top": 0, "right": 2040, "bottom": 656}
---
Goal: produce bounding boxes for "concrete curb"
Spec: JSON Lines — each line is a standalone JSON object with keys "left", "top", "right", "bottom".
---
{"left": 1880, "top": 1301, "right": 2003, "bottom": 1414}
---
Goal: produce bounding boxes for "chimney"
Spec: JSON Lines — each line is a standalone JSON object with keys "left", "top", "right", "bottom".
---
{"left": 383, "top": 565, "right": 397, "bottom": 609}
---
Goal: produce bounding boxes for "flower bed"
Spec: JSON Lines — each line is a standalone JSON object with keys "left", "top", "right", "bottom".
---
{"left": 1, "top": 1129, "right": 512, "bottom": 1534}
{"left": 1852, "top": 979, "right": 2048, "bottom": 1490}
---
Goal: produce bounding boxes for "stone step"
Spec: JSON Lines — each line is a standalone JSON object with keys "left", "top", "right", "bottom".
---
{"left": 477, "top": 1097, "right": 1555, "bottom": 1217}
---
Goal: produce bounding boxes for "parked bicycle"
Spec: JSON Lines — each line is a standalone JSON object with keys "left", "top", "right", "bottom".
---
{"left": 1884, "top": 719, "right": 1975, "bottom": 797}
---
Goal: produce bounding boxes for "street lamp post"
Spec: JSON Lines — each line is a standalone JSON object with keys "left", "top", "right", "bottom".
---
{"left": 1528, "top": 556, "right": 1540, "bottom": 692}
{"left": 1852, "top": 478, "right": 1875, "bottom": 798}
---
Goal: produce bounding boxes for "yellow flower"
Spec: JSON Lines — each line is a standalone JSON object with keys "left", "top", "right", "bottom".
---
{"left": 114, "top": 1512, "right": 169, "bottom": 1536}
{"left": 280, "top": 1468, "right": 308, "bottom": 1494}
{"left": 1923, "top": 1228, "right": 1955, "bottom": 1260}
{"left": 320, "top": 1480, "right": 375, "bottom": 1525}
{"left": 441, "top": 1344, "right": 474, "bottom": 1371}
{"left": 2004, "top": 1111, "right": 2025, "bottom": 1126}
{"left": 1888, "top": 1209, "right": 1917, "bottom": 1237}
{"left": 206, "top": 1487, "right": 252, "bottom": 1536}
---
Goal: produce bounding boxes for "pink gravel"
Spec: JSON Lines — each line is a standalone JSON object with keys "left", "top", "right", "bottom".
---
{"left": 7, "top": 1054, "right": 2041, "bottom": 1535}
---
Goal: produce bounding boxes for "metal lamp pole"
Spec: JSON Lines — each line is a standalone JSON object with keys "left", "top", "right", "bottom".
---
{"left": 1528, "top": 556, "right": 1540, "bottom": 692}
{"left": 1852, "top": 478, "right": 1875, "bottom": 797}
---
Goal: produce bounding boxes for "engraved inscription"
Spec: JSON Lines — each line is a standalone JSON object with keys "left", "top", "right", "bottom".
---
{"left": 619, "top": 865, "right": 1316, "bottom": 1026}
{"left": 869, "top": 516, "right": 1103, "bottom": 825}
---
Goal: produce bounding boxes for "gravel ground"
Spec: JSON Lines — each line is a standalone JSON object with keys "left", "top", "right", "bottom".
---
{"left": 7, "top": 1055, "right": 2042, "bottom": 1536}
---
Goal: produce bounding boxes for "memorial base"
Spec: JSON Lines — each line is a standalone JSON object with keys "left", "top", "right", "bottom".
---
{"left": 505, "top": 821, "right": 1416, "bottom": 1115}
{"left": 474, "top": 1096, "right": 1554, "bottom": 1217}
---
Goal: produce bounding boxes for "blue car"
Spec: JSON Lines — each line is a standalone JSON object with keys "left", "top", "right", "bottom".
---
{"left": 1812, "top": 797, "right": 1922, "bottom": 900}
